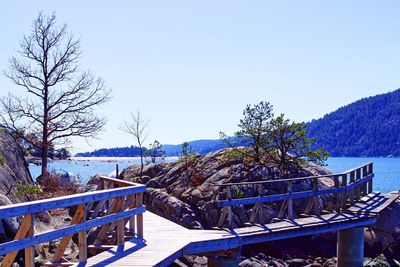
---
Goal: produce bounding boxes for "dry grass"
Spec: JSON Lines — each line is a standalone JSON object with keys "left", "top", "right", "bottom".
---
{"left": 37, "top": 174, "right": 79, "bottom": 199}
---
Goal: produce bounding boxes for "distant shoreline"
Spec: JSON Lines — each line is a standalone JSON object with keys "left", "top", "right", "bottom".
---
{"left": 26, "top": 156, "right": 179, "bottom": 165}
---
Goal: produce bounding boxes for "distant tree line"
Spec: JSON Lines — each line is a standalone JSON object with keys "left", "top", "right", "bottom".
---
{"left": 76, "top": 146, "right": 145, "bottom": 157}
{"left": 307, "top": 89, "right": 400, "bottom": 157}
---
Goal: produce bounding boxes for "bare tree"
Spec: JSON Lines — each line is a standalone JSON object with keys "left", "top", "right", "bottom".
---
{"left": 0, "top": 13, "right": 111, "bottom": 177}
{"left": 120, "top": 111, "right": 149, "bottom": 176}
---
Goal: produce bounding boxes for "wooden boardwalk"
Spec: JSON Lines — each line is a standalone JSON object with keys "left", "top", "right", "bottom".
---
{"left": 82, "top": 191, "right": 399, "bottom": 267}
{"left": 0, "top": 163, "right": 397, "bottom": 267}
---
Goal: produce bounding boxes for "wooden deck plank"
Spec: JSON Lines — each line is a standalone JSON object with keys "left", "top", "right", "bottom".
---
{"left": 80, "top": 191, "right": 396, "bottom": 267}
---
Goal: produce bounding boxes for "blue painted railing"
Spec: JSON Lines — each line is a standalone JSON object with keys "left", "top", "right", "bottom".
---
{"left": 0, "top": 176, "right": 146, "bottom": 267}
{"left": 216, "top": 163, "right": 374, "bottom": 227}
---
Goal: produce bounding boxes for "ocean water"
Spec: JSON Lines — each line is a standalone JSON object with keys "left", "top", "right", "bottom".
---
{"left": 28, "top": 157, "right": 178, "bottom": 183}
{"left": 28, "top": 157, "right": 400, "bottom": 193}
{"left": 326, "top": 157, "right": 400, "bottom": 194}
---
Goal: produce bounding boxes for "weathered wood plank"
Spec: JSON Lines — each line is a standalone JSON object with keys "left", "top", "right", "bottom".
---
{"left": 24, "top": 214, "right": 34, "bottom": 267}
{"left": 78, "top": 205, "right": 88, "bottom": 262}
{"left": 3, "top": 214, "right": 34, "bottom": 267}
{"left": 52, "top": 204, "right": 85, "bottom": 262}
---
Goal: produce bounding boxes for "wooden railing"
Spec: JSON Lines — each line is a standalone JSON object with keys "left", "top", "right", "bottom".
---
{"left": 216, "top": 163, "right": 374, "bottom": 227}
{"left": 0, "top": 176, "right": 146, "bottom": 267}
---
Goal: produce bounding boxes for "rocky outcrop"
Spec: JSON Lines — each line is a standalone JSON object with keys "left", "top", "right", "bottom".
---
{"left": 121, "top": 148, "right": 334, "bottom": 228}
{"left": 0, "top": 129, "right": 34, "bottom": 203}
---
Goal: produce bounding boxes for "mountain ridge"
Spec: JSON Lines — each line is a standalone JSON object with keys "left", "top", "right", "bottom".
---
{"left": 76, "top": 89, "right": 400, "bottom": 157}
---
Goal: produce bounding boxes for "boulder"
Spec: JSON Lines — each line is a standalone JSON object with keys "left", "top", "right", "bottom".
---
{"left": 121, "top": 148, "right": 334, "bottom": 228}
{"left": 52, "top": 170, "right": 79, "bottom": 187}
{"left": 0, "top": 194, "right": 21, "bottom": 242}
{"left": 120, "top": 163, "right": 164, "bottom": 180}
{"left": 145, "top": 188, "right": 203, "bottom": 229}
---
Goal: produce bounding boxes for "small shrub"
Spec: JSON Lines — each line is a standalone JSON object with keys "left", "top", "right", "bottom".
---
{"left": 234, "top": 188, "right": 245, "bottom": 199}
{"left": 0, "top": 153, "right": 6, "bottom": 166}
{"left": 15, "top": 182, "right": 42, "bottom": 197}
{"left": 218, "top": 148, "right": 246, "bottom": 162}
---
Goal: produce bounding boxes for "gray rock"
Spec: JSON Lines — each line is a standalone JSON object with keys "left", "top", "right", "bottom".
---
{"left": 0, "top": 194, "right": 21, "bottom": 241}
{"left": 35, "top": 211, "right": 52, "bottom": 224}
{"left": 119, "top": 148, "right": 334, "bottom": 229}
{"left": 323, "top": 257, "right": 336, "bottom": 267}
{"left": 49, "top": 238, "right": 75, "bottom": 255}
{"left": 52, "top": 169, "right": 79, "bottom": 187}
{"left": 0, "top": 130, "right": 34, "bottom": 203}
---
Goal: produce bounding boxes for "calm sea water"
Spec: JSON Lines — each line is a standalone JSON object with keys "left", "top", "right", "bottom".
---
{"left": 28, "top": 157, "right": 400, "bottom": 193}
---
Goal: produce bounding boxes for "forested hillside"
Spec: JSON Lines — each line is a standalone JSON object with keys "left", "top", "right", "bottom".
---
{"left": 307, "top": 89, "right": 400, "bottom": 157}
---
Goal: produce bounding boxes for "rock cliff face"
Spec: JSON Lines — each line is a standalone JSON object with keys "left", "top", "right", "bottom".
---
{"left": 120, "top": 148, "right": 334, "bottom": 229}
{"left": 0, "top": 129, "right": 34, "bottom": 203}
{"left": 0, "top": 129, "right": 35, "bottom": 265}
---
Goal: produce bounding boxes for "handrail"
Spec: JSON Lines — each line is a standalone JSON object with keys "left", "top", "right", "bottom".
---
{"left": 0, "top": 185, "right": 145, "bottom": 219}
{"left": 0, "top": 176, "right": 146, "bottom": 267}
{"left": 215, "top": 162, "right": 373, "bottom": 187}
{"left": 216, "top": 163, "right": 374, "bottom": 228}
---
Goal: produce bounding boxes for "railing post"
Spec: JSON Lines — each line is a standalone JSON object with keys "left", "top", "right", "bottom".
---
{"left": 349, "top": 171, "right": 355, "bottom": 205}
{"left": 313, "top": 178, "right": 320, "bottom": 216}
{"left": 355, "top": 169, "right": 361, "bottom": 201}
{"left": 287, "top": 182, "right": 293, "bottom": 220}
{"left": 227, "top": 186, "right": 233, "bottom": 228}
{"left": 250, "top": 184, "right": 263, "bottom": 223}
{"left": 362, "top": 165, "right": 368, "bottom": 196}
{"left": 136, "top": 192, "right": 144, "bottom": 238}
{"left": 340, "top": 174, "right": 348, "bottom": 209}
{"left": 367, "top": 163, "right": 373, "bottom": 193}
{"left": 78, "top": 204, "right": 88, "bottom": 262}
{"left": 24, "top": 214, "right": 34, "bottom": 267}
{"left": 117, "top": 197, "right": 126, "bottom": 246}
{"left": 129, "top": 195, "right": 136, "bottom": 236}
{"left": 333, "top": 175, "right": 341, "bottom": 212}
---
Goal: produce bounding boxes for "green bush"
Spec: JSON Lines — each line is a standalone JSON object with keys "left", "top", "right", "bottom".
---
{"left": 234, "top": 188, "right": 245, "bottom": 199}
{"left": 15, "top": 182, "right": 42, "bottom": 197}
{"left": 0, "top": 153, "right": 6, "bottom": 166}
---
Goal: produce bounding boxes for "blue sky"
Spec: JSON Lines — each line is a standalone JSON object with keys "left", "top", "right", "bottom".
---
{"left": 1, "top": 1, "right": 400, "bottom": 153}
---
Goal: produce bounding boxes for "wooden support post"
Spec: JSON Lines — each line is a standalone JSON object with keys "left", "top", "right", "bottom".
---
{"left": 287, "top": 182, "right": 293, "bottom": 220}
{"left": 94, "top": 197, "right": 123, "bottom": 245}
{"left": 312, "top": 178, "right": 320, "bottom": 216}
{"left": 136, "top": 193, "right": 144, "bottom": 238}
{"left": 78, "top": 205, "right": 88, "bottom": 262}
{"left": 355, "top": 169, "right": 361, "bottom": 201}
{"left": 278, "top": 200, "right": 287, "bottom": 218}
{"left": 3, "top": 214, "right": 34, "bottom": 267}
{"left": 367, "top": 163, "right": 373, "bottom": 193}
{"left": 333, "top": 175, "right": 341, "bottom": 212}
{"left": 340, "top": 174, "right": 348, "bottom": 209}
{"left": 362, "top": 166, "right": 368, "bottom": 196}
{"left": 250, "top": 184, "right": 263, "bottom": 223}
{"left": 218, "top": 207, "right": 228, "bottom": 227}
{"left": 53, "top": 204, "right": 85, "bottom": 262}
{"left": 227, "top": 186, "right": 233, "bottom": 228}
{"left": 117, "top": 197, "right": 126, "bottom": 246}
{"left": 24, "top": 214, "right": 34, "bottom": 267}
{"left": 128, "top": 195, "right": 136, "bottom": 235}
{"left": 349, "top": 171, "right": 355, "bottom": 205}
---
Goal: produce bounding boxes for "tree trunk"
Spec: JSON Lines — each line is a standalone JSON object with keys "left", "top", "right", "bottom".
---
{"left": 41, "top": 84, "right": 49, "bottom": 178}
{"left": 139, "top": 146, "right": 144, "bottom": 177}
